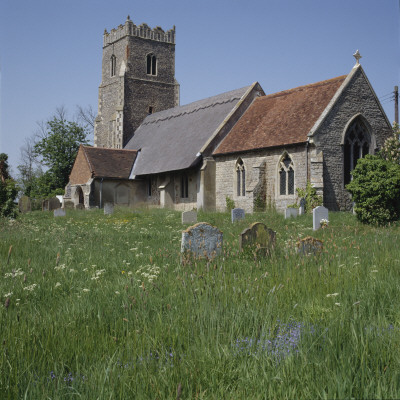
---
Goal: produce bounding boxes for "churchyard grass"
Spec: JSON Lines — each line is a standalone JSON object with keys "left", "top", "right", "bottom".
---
{"left": 1, "top": 208, "right": 400, "bottom": 398}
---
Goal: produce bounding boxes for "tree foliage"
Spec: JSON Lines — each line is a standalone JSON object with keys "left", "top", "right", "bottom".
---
{"left": 296, "top": 181, "right": 323, "bottom": 214}
{"left": 33, "top": 116, "right": 88, "bottom": 197}
{"left": 0, "top": 153, "right": 19, "bottom": 218}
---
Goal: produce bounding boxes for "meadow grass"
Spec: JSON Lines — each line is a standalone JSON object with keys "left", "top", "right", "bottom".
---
{"left": 1, "top": 207, "right": 400, "bottom": 399}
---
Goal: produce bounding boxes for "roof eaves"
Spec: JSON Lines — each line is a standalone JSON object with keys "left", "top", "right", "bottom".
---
{"left": 199, "top": 82, "right": 263, "bottom": 154}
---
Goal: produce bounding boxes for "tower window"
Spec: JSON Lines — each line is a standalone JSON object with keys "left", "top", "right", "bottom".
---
{"left": 279, "top": 154, "right": 295, "bottom": 195}
{"left": 236, "top": 159, "right": 245, "bottom": 196}
{"left": 110, "top": 55, "right": 116, "bottom": 77}
{"left": 146, "top": 54, "right": 157, "bottom": 75}
{"left": 148, "top": 106, "right": 153, "bottom": 114}
{"left": 343, "top": 118, "right": 370, "bottom": 185}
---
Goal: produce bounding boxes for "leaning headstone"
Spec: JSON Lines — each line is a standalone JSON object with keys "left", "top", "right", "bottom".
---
{"left": 48, "top": 197, "right": 61, "bottom": 211}
{"left": 64, "top": 201, "right": 75, "bottom": 210}
{"left": 42, "top": 199, "right": 49, "bottom": 211}
{"left": 182, "top": 210, "right": 197, "bottom": 224}
{"left": 312, "top": 205, "right": 329, "bottom": 231}
{"left": 75, "top": 203, "right": 85, "bottom": 210}
{"left": 104, "top": 202, "right": 114, "bottom": 215}
{"left": 297, "top": 236, "right": 323, "bottom": 256}
{"left": 54, "top": 208, "right": 66, "bottom": 218}
{"left": 299, "top": 198, "right": 306, "bottom": 215}
{"left": 18, "top": 196, "right": 31, "bottom": 213}
{"left": 181, "top": 222, "right": 223, "bottom": 259}
{"left": 231, "top": 208, "right": 245, "bottom": 223}
{"left": 239, "top": 222, "right": 276, "bottom": 256}
{"left": 285, "top": 208, "right": 298, "bottom": 219}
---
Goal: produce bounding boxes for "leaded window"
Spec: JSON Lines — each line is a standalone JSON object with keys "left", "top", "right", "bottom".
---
{"left": 181, "top": 174, "right": 188, "bottom": 198}
{"left": 279, "top": 154, "right": 295, "bottom": 195}
{"left": 110, "top": 55, "right": 116, "bottom": 77}
{"left": 236, "top": 159, "right": 245, "bottom": 196}
{"left": 344, "top": 118, "right": 370, "bottom": 185}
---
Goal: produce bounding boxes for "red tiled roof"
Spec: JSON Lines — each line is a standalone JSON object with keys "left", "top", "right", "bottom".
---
{"left": 214, "top": 75, "right": 346, "bottom": 155}
{"left": 83, "top": 146, "right": 138, "bottom": 179}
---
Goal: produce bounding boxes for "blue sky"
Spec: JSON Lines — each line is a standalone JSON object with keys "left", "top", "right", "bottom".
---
{"left": 0, "top": 0, "right": 399, "bottom": 173}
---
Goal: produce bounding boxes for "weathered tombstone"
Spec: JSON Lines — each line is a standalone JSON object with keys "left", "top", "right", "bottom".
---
{"left": 18, "top": 196, "right": 31, "bottom": 213}
{"left": 231, "top": 208, "right": 245, "bottom": 223}
{"left": 104, "top": 202, "right": 114, "bottom": 215}
{"left": 239, "top": 222, "right": 276, "bottom": 256}
{"left": 181, "top": 222, "right": 223, "bottom": 259}
{"left": 54, "top": 208, "right": 66, "bottom": 218}
{"left": 182, "top": 210, "right": 197, "bottom": 224}
{"left": 42, "top": 199, "right": 49, "bottom": 211}
{"left": 285, "top": 208, "right": 298, "bottom": 219}
{"left": 352, "top": 202, "right": 356, "bottom": 215}
{"left": 75, "top": 203, "right": 85, "bottom": 210}
{"left": 48, "top": 197, "right": 61, "bottom": 211}
{"left": 312, "top": 205, "right": 329, "bottom": 231}
{"left": 297, "top": 236, "right": 323, "bottom": 256}
{"left": 299, "top": 198, "right": 306, "bottom": 215}
{"left": 64, "top": 201, "right": 75, "bottom": 210}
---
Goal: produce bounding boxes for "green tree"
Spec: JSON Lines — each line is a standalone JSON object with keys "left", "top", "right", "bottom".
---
{"left": 33, "top": 115, "right": 88, "bottom": 197}
{"left": 0, "top": 153, "right": 19, "bottom": 218}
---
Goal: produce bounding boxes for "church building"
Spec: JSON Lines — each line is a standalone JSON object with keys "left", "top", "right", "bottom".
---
{"left": 65, "top": 16, "right": 392, "bottom": 212}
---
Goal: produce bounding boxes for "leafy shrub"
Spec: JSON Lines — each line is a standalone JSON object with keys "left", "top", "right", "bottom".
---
{"left": 379, "top": 123, "right": 400, "bottom": 164}
{"left": 346, "top": 155, "right": 400, "bottom": 225}
{"left": 296, "top": 181, "right": 322, "bottom": 213}
{"left": 0, "top": 179, "right": 19, "bottom": 218}
{"left": 226, "top": 196, "right": 235, "bottom": 212}
{"left": 254, "top": 193, "right": 266, "bottom": 211}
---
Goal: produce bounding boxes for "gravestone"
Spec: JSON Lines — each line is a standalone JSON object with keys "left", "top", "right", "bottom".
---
{"left": 285, "top": 208, "right": 298, "bottom": 219}
{"left": 104, "top": 202, "right": 114, "bottom": 215}
{"left": 182, "top": 210, "right": 197, "bottom": 224}
{"left": 18, "top": 196, "right": 31, "bottom": 213}
{"left": 299, "top": 198, "right": 306, "bottom": 215}
{"left": 42, "top": 199, "right": 49, "bottom": 211}
{"left": 48, "top": 197, "right": 61, "bottom": 211}
{"left": 231, "top": 208, "right": 245, "bottom": 223}
{"left": 312, "top": 205, "right": 329, "bottom": 231}
{"left": 54, "top": 208, "right": 66, "bottom": 218}
{"left": 181, "top": 222, "right": 223, "bottom": 259}
{"left": 297, "top": 236, "right": 323, "bottom": 255}
{"left": 64, "top": 201, "right": 75, "bottom": 210}
{"left": 352, "top": 202, "right": 356, "bottom": 215}
{"left": 239, "top": 222, "right": 276, "bottom": 256}
{"left": 75, "top": 203, "right": 85, "bottom": 210}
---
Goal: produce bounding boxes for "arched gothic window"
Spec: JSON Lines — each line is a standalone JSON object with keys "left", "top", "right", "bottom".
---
{"left": 181, "top": 174, "right": 188, "bottom": 199}
{"left": 110, "top": 55, "right": 116, "bottom": 77}
{"left": 343, "top": 118, "right": 370, "bottom": 185}
{"left": 236, "top": 159, "right": 245, "bottom": 196}
{"left": 279, "top": 154, "right": 294, "bottom": 195}
{"left": 146, "top": 54, "right": 157, "bottom": 75}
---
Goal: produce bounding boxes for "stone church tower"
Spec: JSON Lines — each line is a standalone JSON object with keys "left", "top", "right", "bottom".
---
{"left": 94, "top": 16, "right": 180, "bottom": 149}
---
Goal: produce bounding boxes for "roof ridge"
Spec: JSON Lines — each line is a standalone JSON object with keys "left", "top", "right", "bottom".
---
{"left": 263, "top": 75, "right": 347, "bottom": 100}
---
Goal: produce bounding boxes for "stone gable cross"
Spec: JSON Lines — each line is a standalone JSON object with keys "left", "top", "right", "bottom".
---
{"left": 353, "top": 50, "right": 362, "bottom": 65}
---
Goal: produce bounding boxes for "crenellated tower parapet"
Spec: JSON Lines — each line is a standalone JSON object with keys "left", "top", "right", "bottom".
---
{"left": 103, "top": 16, "right": 175, "bottom": 48}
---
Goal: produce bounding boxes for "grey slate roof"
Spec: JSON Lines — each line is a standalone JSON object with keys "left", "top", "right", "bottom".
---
{"left": 124, "top": 85, "right": 253, "bottom": 175}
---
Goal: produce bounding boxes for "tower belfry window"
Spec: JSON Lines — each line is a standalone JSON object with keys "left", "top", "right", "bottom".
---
{"left": 146, "top": 54, "right": 157, "bottom": 75}
{"left": 110, "top": 55, "right": 116, "bottom": 77}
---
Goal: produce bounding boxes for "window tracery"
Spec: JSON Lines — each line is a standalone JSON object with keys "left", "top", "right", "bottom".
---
{"left": 236, "top": 159, "right": 245, "bottom": 196}
{"left": 279, "top": 154, "right": 294, "bottom": 195}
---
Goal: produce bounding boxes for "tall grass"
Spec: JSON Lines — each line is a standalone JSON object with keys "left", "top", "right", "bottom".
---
{"left": 1, "top": 208, "right": 400, "bottom": 398}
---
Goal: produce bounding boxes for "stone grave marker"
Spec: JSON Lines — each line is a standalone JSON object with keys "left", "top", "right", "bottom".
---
{"left": 299, "top": 198, "right": 306, "bottom": 215}
{"left": 64, "top": 201, "right": 75, "bottom": 210}
{"left": 48, "top": 197, "right": 61, "bottom": 211}
{"left": 239, "top": 222, "right": 276, "bottom": 256}
{"left": 104, "top": 202, "right": 114, "bottom": 215}
{"left": 75, "top": 203, "right": 85, "bottom": 210}
{"left": 297, "top": 236, "right": 323, "bottom": 256}
{"left": 182, "top": 210, "right": 197, "bottom": 224}
{"left": 285, "top": 208, "right": 298, "bottom": 219}
{"left": 18, "top": 196, "right": 31, "bottom": 213}
{"left": 313, "top": 205, "right": 329, "bottom": 230}
{"left": 181, "top": 222, "right": 223, "bottom": 259}
{"left": 231, "top": 208, "right": 245, "bottom": 223}
{"left": 54, "top": 208, "right": 66, "bottom": 218}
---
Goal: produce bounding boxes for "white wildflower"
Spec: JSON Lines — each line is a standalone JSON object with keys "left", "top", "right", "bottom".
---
{"left": 4, "top": 292, "right": 13, "bottom": 298}
{"left": 55, "top": 282, "right": 61, "bottom": 288}
{"left": 23, "top": 283, "right": 38, "bottom": 291}
{"left": 326, "top": 293, "right": 339, "bottom": 297}
{"left": 82, "top": 288, "right": 90, "bottom": 292}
